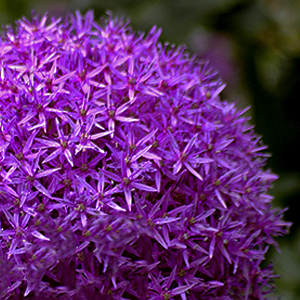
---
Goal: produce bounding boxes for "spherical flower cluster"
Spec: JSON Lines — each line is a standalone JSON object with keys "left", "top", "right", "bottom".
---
{"left": 0, "top": 11, "right": 291, "bottom": 300}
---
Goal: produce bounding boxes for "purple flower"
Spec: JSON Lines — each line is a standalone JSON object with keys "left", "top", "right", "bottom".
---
{"left": 0, "top": 10, "right": 291, "bottom": 300}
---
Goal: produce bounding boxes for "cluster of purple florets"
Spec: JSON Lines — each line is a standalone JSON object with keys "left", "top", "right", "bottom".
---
{"left": 0, "top": 11, "right": 290, "bottom": 300}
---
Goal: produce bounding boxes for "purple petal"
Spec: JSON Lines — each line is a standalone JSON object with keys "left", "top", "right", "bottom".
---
{"left": 34, "top": 181, "right": 53, "bottom": 198}
{"left": 42, "top": 148, "right": 62, "bottom": 164}
{"left": 207, "top": 281, "right": 224, "bottom": 288}
{"left": 136, "top": 129, "right": 158, "bottom": 148}
{"left": 32, "top": 230, "right": 50, "bottom": 241}
{"left": 35, "top": 167, "right": 61, "bottom": 179}
{"left": 155, "top": 169, "right": 161, "bottom": 192}
{"left": 124, "top": 188, "right": 132, "bottom": 211}
{"left": 64, "top": 148, "right": 74, "bottom": 167}
{"left": 131, "top": 182, "right": 156, "bottom": 192}
{"left": 209, "top": 236, "right": 216, "bottom": 259}
{"left": 168, "top": 130, "right": 180, "bottom": 154}
{"left": 155, "top": 217, "right": 180, "bottom": 225}
{"left": 52, "top": 71, "right": 76, "bottom": 84}
{"left": 152, "top": 229, "right": 168, "bottom": 249}
{"left": 131, "top": 145, "right": 152, "bottom": 162}
{"left": 173, "top": 161, "right": 183, "bottom": 175}
{"left": 183, "top": 133, "right": 198, "bottom": 154}
{"left": 76, "top": 241, "right": 90, "bottom": 253}
{"left": 86, "top": 64, "right": 107, "bottom": 78}
{"left": 101, "top": 169, "right": 121, "bottom": 182}
{"left": 115, "top": 116, "right": 139, "bottom": 123}
{"left": 215, "top": 189, "right": 227, "bottom": 209}
{"left": 107, "top": 201, "right": 126, "bottom": 212}
{"left": 23, "top": 130, "right": 37, "bottom": 153}
{"left": 142, "top": 152, "right": 162, "bottom": 161}
{"left": 36, "top": 138, "right": 60, "bottom": 148}
{"left": 17, "top": 111, "right": 35, "bottom": 126}
{"left": 184, "top": 162, "right": 203, "bottom": 180}
{"left": 75, "top": 175, "right": 95, "bottom": 192}
{"left": 90, "top": 130, "right": 113, "bottom": 140}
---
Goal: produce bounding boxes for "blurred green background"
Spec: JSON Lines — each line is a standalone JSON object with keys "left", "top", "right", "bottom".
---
{"left": 1, "top": 0, "right": 300, "bottom": 298}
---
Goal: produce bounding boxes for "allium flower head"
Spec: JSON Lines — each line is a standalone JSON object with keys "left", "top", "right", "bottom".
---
{"left": 0, "top": 11, "right": 291, "bottom": 299}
